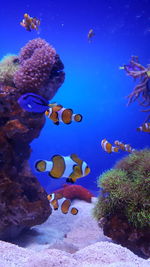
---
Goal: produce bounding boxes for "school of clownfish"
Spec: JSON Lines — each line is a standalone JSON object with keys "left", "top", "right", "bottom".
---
{"left": 17, "top": 92, "right": 150, "bottom": 214}
{"left": 101, "top": 139, "right": 136, "bottom": 153}
{"left": 18, "top": 14, "right": 150, "bottom": 215}
{"left": 20, "top": 13, "right": 40, "bottom": 32}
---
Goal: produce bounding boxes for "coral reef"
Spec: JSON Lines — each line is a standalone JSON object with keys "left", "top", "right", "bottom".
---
{"left": 93, "top": 149, "right": 150, "bottom": 258}
{"left": 0, "top": 38, "right": 65, "bottom": 240}
{"left": 54, "top": 184, "right": 94, "bottom": 203}
{"left": 13, "top": 38, "right": 65, "bottom": 99}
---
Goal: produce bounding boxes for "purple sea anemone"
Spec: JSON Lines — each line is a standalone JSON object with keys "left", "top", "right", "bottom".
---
{"left": 13, "top": 38, "right": 57, "bottom": 93}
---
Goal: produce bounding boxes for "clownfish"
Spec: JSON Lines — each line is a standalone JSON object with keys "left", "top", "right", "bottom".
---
{"left": 101, "top": 139, "right": 119, "bottom": 153}
{"left": 35, "top": 154, "right": 90, "bottom": 183}
{"left": 45, "top": 104, "right": 82, "bottom": 125}
{"left": 20, "top": 13, "right": 40, "bottom": 31}
{"left": 47, "top": 192, "right": 78, "bottom": 215}
{"left": 87, "top": 29, "right": 95, "bottom": 42}
{"left": 114, "top": 140, "right": 135, "bottom": 153}
{"left": 137, "top": 122, "right": 150, "bottom": 133}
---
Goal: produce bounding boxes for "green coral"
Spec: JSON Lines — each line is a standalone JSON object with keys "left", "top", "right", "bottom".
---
{"left": 93, "top": 149, "right": 150, "bottom": 228}
{"left": 0, "top": 55, "right": 19, "bottom": 86}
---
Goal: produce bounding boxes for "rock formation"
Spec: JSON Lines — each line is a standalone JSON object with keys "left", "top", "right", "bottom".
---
{"left": 0, "top": 38, "right": 65, "bottom": 240}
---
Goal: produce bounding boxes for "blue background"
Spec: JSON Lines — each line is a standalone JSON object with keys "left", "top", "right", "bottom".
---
{"left": 1, "top": 0, "right": 150, "bottom": 195}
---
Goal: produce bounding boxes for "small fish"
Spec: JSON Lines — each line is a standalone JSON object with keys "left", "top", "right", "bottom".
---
{"left": 137, "top": 122, "right": 150, "bottom": 133}
{"left": 119, "top": 66, "right": 125, "bottom": 70}
{"left": 35, "top": 154, "right": 90, "bottom": 183}
{"left": 101, "top": 138, "right": 119, "bottom": 153}
{"left": 47, "top": 192, "right": 78, "bottom": 215}
{"left": 87, "top": 29, "right": 95, "bottom": 42}
{"left": 45, "top": 105, "right": 82, "bottom": 125}
{"left": 114, "top": 140, "right": 135, "bottom": 153}
{"left": 18, "top": 93, "right": 49, "bottom": 113}
{"left": 20, "top": 13, "right": 40, "bottom": 31}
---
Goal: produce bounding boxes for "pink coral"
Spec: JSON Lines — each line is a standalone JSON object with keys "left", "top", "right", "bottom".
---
{"left": 13, "top": 38, "right": 56, "bottom": 91}
{"left": 54, "top": 184, "right": 94, "bottom": 203}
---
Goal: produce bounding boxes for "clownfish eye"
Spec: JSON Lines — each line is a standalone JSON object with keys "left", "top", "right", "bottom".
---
{"left": 47, "top": 194, "right": 53, "bottom": 201}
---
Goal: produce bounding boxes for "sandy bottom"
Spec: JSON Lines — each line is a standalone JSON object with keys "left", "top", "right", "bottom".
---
{"left": 0, "top": 198, "right": 149, "bottom": 267}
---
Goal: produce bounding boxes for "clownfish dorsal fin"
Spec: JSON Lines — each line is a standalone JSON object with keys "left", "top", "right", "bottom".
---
{"left": 70, "top": 154, "right": 82, "bottom": 166}
{"left": 54, "top": 104, "right": 63, "bottom": 111}
{"left": 48, "top": 102, "right": 57, "bottom": 107}
{"left": 51, "top": 154, "right": 61, "bottom": 161}
{"left": 55, "top": 192, "right": 63, "bottom": 200}
{"left": 67, "top": 108, "right": 73, "bottom": 113}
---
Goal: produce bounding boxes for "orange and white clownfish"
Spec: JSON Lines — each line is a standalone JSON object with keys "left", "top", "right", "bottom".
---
{"left": 114, "top": 140, "right": 135, "bottom": 153}
{"left": 45, "top": 104, "right": 82, "bottom": 125}
{"left": 47, "top": 192, "right": 78, "bottom": 215}
{"left": 101, "top": 138, "right": 119, "bottom": 153}
{"left": 35, "top": 154, "right": 90, "bottom": 183}
{"left": 137, "top": 122, "right": 150, "bottom": 133}
{"left": 20, "top": 13, "right": 40, "bottom": 31}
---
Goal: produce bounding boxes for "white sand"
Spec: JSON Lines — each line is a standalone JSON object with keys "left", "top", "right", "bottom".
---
{"left": 0, "top": 198, "right": 149, "bottom": 267}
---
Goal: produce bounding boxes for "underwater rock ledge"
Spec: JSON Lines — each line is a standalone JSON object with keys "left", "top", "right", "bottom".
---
{"left": 0, "top": 38, "right": 65, "bottom": 240}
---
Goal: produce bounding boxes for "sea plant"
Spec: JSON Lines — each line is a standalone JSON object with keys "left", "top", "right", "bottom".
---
{"left": 0, "top": 55, "right": 19, "bottom": 86}
{"left": 93, "top": 149, "right": 150, "bottom": 228}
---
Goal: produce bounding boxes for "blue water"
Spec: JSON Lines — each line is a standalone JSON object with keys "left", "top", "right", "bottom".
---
{"left": 1, "top": 0, "right": 150, "bottom": 195}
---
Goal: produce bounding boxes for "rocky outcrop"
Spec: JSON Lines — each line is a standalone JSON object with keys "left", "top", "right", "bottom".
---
{"left": 0, "top": 38, "right": 65, "bottom": 240}
{"left": 100, "top": 214, "right": 150, "bottom": 259}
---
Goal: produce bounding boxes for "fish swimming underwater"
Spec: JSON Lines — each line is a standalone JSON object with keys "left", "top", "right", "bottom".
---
{"left": 18, "top": 93, "right": 56, "bottom": 113}
{"left": 137, "top": 122, "right": 150, "bottom": 133}
{"left": 114, "top": 140, "right": 135, "bottom": 153}
{"left": 20, "top": 13, "right": 40, "bottom": 31}
{"left": 87, "top": 29, "right": 95, "bottom": 42}
{"left": 18, "top": 93, "right": 82, "bottom": 124}
{"left": 35, "top": 154, "right": 90, "bottom": 183}
{"left": 47, "top": 192, "right": 78, "bottom": 215}
{"left": 45, "top": 104, "right": 82, "bottom": 125}
{"left": 101, "top": 138, "right": 119, "bottom": 153}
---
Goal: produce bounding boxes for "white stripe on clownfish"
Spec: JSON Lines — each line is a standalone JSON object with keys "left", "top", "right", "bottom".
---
{"left": 57, "top": 107, "right": 66, "bottom": 122}
{"left": 101, "top": 138, "right": 119, "bottom": 153}
{"left": 81, "top": 161, "right": 87, "bottom": 175}
{"left": 62, "top": 156, "right": 77, "bottom": 177}
{"left": 46, "top": 107, "right": 52, "bottom": 118}
{"left": 71, "top": 114, "right": 76, "bottom": 121}
{"left": 44, "top": 161, "right": 53, "bottom": 171}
